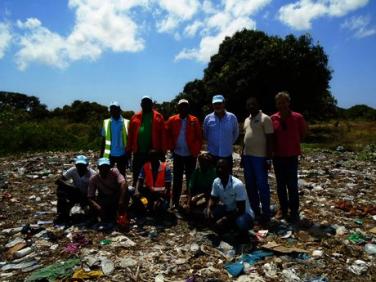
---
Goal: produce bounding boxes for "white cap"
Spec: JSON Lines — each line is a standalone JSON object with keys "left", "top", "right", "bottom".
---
{"left": 178, "top": 99, "right": 189, "bottom": 105}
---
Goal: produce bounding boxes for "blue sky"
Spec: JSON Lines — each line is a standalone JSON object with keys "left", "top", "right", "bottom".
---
{"left": 0, "top": 0, "right": 375, "bottom": 111}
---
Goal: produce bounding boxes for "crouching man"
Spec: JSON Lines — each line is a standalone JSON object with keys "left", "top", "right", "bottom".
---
{"left": 205, "top": 159, "right": 254, "bottom": 241}
{"left": 134, "top": 149, "right": 171, "bottom": 215}
{"left": 54, "top": 155, "right": 96, "bottom": 225}
{"left": 184, "top": 153, "right": 216, "bottom": 218}
{"left": 88, "top": 158, "right": 129, "bottom": 227}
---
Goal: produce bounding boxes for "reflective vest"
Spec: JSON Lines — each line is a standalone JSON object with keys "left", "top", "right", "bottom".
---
{"left": 143, "top": 162, "right": 167, "bottom": 192}
{"left": 103, "top": 118, "right": 129, "bottom": 158}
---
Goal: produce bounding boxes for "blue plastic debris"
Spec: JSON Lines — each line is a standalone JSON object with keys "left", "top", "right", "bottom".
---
{"left": 224, "top": 250, "right": 274, "bottom": 277}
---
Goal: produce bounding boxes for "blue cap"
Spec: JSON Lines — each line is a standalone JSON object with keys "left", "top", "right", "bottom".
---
{"left": 141, "top": 96, "right": 152, "bottom": 102}
{"left": 97, "top": 157, "right": 110, "bottom": 167}
{"left": 74, "top": 155, "right": 88, "bottom": 165}
{"left": 212, "top": 95, "right": 224, "bottom": 104}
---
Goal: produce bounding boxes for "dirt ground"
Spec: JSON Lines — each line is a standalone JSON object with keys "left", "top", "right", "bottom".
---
{"left": 0, "top": 148, "right": 375, "bottom": 281}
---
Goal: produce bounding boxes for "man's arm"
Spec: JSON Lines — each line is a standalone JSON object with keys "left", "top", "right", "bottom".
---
{"left": 206, "top": 196, "right": 218, "bottom": 218}
{"left": 118, "top": 180, "right": 129, "bottom": 211}
{"left": 232, "top": 115, "right": 239, "bottom": 144}
{"left": 236, "top": 200, "right": 246, "bottom": 216}
{"left": 203, "top": 116, "right": 209, "bottom": 140}
{"left": 100, "top": 137, "right": 105, "bottom": 158}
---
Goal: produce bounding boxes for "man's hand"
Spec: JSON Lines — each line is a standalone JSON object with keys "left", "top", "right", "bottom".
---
{"left": 265, "top": 159, "right": 272, "bottom": 171}
{"left": 205, "top": 208, "right": 214, "bottom": 219}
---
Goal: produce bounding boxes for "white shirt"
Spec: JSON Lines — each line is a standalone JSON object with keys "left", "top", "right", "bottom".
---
{"left": 211, "top": 176, "right": 254, "bottom": 218}
{"left": 63, "top": 167, "right": 97, "bottom": 194}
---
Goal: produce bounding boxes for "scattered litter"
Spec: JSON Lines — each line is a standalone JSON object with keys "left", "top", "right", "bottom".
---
{"left": 26, "top": 258, "right": 80, "bottom": 282}
{"left": 348, "top": 260, "right": 368, "bottom": 275}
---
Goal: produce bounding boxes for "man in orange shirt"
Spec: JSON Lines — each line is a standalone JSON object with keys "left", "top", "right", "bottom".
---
{"left": 127, "top": 96, "right": 166, "bottom": 186}
{"left": 166, "top": 99, "right": 202, "bottom": 209}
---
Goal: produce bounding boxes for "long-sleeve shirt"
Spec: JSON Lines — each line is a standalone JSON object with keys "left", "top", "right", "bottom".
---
{"left": 203, "top": 111, "right": 239, "bottom": 157}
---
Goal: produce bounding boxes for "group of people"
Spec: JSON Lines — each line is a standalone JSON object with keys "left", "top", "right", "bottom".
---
{"left": 55, "top": 92, "right": 306, "bottom": 238}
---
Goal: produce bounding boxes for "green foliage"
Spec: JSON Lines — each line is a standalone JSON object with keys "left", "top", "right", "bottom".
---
{"left": 338, "top": 105, "right": 376, "bottom": 121}
{"left": 0, "top": 91, "right": 49, "bottom": 119}
{"left": 162, "top": 30, "right": 336, "bottom": 121}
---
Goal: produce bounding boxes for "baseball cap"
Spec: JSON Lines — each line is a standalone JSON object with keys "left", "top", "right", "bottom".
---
{"left": 212, "top": 95, "right": 225, "bottom": 104}
{"left": 109, "top": 101, "right": 120, "bottom": 109}
{"left": 178, "top": 99, "right": 189, "bottom": 105}
{"left": 97, "top": 157, "right": 110, "bottom": 167}
{"left": 74, "top": 155, "right": 88, "bottom": 165}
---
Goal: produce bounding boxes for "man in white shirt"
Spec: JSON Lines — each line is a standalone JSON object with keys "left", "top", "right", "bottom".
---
{"left": 206, "top": 159, "right": 254, "bottom": 238}
{"left": 54, "top": 155, "right": 96, "bottom": 225}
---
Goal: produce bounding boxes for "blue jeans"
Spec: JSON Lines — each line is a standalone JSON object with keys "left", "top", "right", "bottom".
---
{"left": 212, "top": 205, "right": 253, "bottom": 231}
{"left": 273, "top": 156, "right": 299, "bottom": 216}
{"left": 243, "top": 155, "right": 271, "bottom": 219}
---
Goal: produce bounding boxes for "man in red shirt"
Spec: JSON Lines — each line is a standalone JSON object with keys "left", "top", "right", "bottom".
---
{"left": 271, "top": 92, "right": 307, "bottom": 223}
{"left": 165, "top": 99, "right": 202, "bottom": 210}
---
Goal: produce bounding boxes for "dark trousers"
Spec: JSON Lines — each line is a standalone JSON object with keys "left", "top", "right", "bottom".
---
{"left": 110, "top": 154, "right": 128, "bottom": 176}
{"left": 132, "top": 152, "right": 149, "bottom": 185}
{"left": 206, "top": 205, "right": 253, "bottom": 232}
{"left": 210, "top": 154, "right": 233, "bottom": 174}
{"left": 56, "top": 182, "right": 88, "bottom": 220}
{"left": 273, "top": 156, "right": 299, "bottom": 216}
{"left": 172, "top": 153, "right": 197, "bottom": 206}
{"left": 132, "top": 186, "right": 169, "bottom": 215}
{"left": 96, "top": 192, "right": 119, "bottom": 223}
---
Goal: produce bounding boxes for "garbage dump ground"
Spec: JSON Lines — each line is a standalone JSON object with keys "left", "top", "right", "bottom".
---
{"left": 0, "top": 148, "right": 375, "bottom": 281}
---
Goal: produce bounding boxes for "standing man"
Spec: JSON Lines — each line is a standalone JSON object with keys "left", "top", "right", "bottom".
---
{"left": 203, "top": 95, "right": 239, "bottom": 172}
{"left": 100, "top": 101, "right": 129, "bottom": 176}
{"left": 242, "top": 97, "right": 274, "bottom": 225}
{"left": 88, "top": 158, "right": 129, "bottom": 225}
{"left": 166, "top": 99, "right": 202, "bottom": 209}
{"left": 271, "top": 91, "right": 307, "bottom": 223}
{"left": 127, "top": 96, "right": 166, "bottom": 186}
{"left": 54, "top": 155, "right": 96, "bottom": 225}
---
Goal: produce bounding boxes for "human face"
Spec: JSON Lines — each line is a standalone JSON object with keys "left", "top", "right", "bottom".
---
{"left": 216, "top": 160, "right": 230, "bottom": 181}
{"left": 141, "top": 99, "right": 153, "bottom": 113}
{"left": 178, "top": 103, "right": 189, "bottom": 117}
{"left": 110, "top": 106, "right": 121, "bottom": 120}
{"left": 76, "top": 164, "right": 88, "bottom": 176}
{"left": 99, "top": 165, "right": 111, "bottom": 178}
{"left": 246, "top": 98, "right": 259, "bottom": 116}
{"left": 276, "top": 96, "right": 290, "bottom": 113}
{"left": 213, "top": 102, "right": 225, "bottom": 114}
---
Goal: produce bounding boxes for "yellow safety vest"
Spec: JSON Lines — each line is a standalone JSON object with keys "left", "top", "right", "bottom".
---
{"left": 103, "top": 118, "right": 129, "bottom": 158}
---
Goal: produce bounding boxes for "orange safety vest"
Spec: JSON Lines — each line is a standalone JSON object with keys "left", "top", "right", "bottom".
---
{"left": 143, "top": 162, "right": 167, "bottom": 192}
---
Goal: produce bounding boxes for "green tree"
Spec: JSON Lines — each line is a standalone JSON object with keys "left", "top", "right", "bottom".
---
{"left": 177, "top": 30, "right": 336, "bottom": 121}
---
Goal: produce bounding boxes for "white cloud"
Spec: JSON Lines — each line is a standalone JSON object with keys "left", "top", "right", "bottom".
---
{"left": 176, "top": 17, "right": 255, "bottom": 62}
{"left": 184, "top": 20, "right": 204, "bottom": 37}
{"left": 9, "top": 0, "right": 274, "bottom": 67}
{"left": 14, "top": 0, "right": 147, "bottom": 70}
{"left": 278, "top": 0, "right": 369, "bottom": 30}
{"left": 175, "top": 0, "right": 270, "bottom": 62}
{"left": 224, "top": 0, "right": 272, "bottom": 17}
{"left": 155, "top": 0, "right": 200, "bottom": 32}
{"left": 0, "top": 22, "right": 12, "bottom": 59}
{"left": 342, "top": 15, "right": 376, "bottom": 38}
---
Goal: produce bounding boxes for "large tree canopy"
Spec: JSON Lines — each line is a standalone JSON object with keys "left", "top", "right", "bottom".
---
{"left": 167, "top": 30, "right": 336, "bottom": 121}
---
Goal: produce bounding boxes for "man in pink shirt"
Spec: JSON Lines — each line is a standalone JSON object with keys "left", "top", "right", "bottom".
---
{"left": 271, "top": 92, "right": 307, "bottom": 223}
{"left": 88, "top": 158, "right": 129, "bottom": 226}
